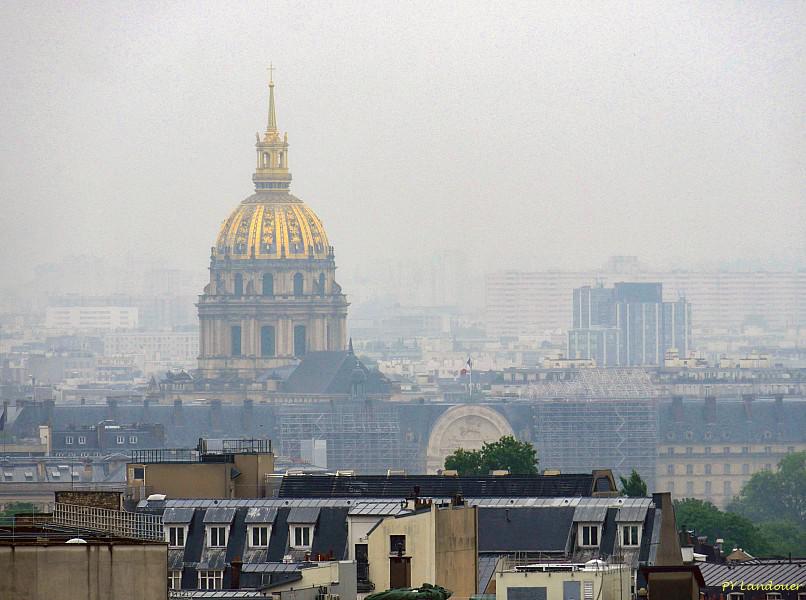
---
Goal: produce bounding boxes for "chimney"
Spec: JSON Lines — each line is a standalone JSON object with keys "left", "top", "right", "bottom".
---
{"left": 241, "top": 399, "right": 254, "bottom": 432}
{"left": 230, "top": 557, "right": 242, "bottom": 589}
{"left": 143, "top": 397, "right": 151, "bottom": 421}
{"left": 210, "top": 399, "right": 222, "bottom": 431}
{"left": 774, "top": 395, "right": 784, "bottom": 423}
{"left": 742, "top": 394, "right": 754, "bottom": 421}
{"left": 672, "top": 396, "right": 684, "bottom": 422}
{"left": 172, "top": 399, "right": 183, "bottom": 426}
{"left": 42, "top": 399, "right": 55, "bottom": 426}
{"left": 106, "top": 397, "right": 119, "bottom": 422}
{"left": 704, "top": 396, "right": 717, "bottom": 424}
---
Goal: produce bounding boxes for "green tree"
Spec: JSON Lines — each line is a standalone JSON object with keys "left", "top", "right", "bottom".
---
{"left": 756, "top": 520, "right": 806, "bottom": 557}
{"left": 444, "top": 448, "right": 485, "bottom": 476}
{"left": 674, "top": 498, "right": 771, "bottom": 556}
{"left": 619, "top": 469, "right": 648, "bottom": 497}
{"left": 728, "top": 452, "right": 806, "bottom": 528}
{"left": 0, "top": 502, "right": 37, "bottom": 523}
{"left": 444, "top": 436, "right": 538, "bottom": 475}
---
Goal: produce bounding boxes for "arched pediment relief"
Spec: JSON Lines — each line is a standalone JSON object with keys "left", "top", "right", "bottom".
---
{"left": 425, "top": 405, "right": 514, "bottom": 474}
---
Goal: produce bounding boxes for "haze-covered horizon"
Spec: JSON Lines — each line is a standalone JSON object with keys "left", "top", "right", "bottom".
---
{"left": 1, "top": 1, "right": 804, "bottom": 290}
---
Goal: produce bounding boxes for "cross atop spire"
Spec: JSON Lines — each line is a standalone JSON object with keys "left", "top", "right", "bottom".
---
{"left": 267, "top": 64, "right": 278, "bottom": 132}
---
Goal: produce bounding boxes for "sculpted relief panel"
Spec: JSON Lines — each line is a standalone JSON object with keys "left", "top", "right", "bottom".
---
{"left": 425, "top": 405, "right": 515, "bottom": 474}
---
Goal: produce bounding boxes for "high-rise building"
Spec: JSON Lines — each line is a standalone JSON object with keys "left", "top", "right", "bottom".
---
{"left": 567, "top": 282, "right": 691, "bottom": 366}
{"left": 197, "top": 75, "right": 349, "bottom": 380}
{"left": 486, "top": 262, "right": 798, "bottom": 337}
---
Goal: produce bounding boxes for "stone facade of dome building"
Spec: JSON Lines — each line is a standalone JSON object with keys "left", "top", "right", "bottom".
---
{"left": 197, "top": 75, "right": 348, "bottom": 380}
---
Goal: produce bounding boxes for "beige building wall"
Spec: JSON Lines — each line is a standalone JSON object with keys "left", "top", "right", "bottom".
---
{"left": 655, "top": 443, "right": 805, "bottom": 508}
{"left": 368, "top": 503, "right": 477, "bottom": 600}
{"left": 0, "top": 543, "right": 167, "bottom": 600}
{"left": 496, "top": 568, "right": 632, "bottom": 600}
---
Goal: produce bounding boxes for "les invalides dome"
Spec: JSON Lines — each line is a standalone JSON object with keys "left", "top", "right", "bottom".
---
{"left": 197, "top": 73, "right": 349, "bottom": 380}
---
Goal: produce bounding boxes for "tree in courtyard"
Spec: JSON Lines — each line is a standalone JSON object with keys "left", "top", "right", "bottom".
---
{"left": 444, "top": 435, "right": 538, "bottom": 476}
{"left": 674, "top": 498, "right": 771, "bottom": 556}
{"left": 619, "top": 469, "right": 648, "bottom": 497}
{"left": 728, "top": 451, "right": 806, "bottom": 528}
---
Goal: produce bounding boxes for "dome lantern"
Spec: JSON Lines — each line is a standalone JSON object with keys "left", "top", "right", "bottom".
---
{"left": 253, "top": 64, "right": 292, "bottom": 192}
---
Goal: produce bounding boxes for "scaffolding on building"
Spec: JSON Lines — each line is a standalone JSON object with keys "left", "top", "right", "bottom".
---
{"left": 278, "top": 402, "right": 421, "bottom": 474}
{"left": 522, "top": 368, "right": 661, "bottom": 400}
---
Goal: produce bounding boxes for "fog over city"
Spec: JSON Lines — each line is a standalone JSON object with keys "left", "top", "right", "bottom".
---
{"left": 1, "top": 1, "right": 804, "bottom": 291}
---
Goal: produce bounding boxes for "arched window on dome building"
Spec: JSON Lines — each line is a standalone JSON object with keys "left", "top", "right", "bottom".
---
{"left": 261, "top": 326, "right": 275, "bottom": 357}
{"left": 294, "top": 325, "right": 306, "bottom": 357}
{"left": 262, "top": 274, "right": 274, "bottom": 296}
{"left": 293, "top": 273, "right": 304, "bottom": 297}
{"left": 262, "top": 152, "right": 269, "bottom": 168}
{"left": 234, "top": 273, "right": 244, "bottom": 296}
{"left": 317, "top": 273, "right": 326, "bottom": 295}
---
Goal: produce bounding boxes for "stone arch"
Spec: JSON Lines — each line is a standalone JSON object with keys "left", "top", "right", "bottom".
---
{"left": 425, "top": 404, "right": 515, "bottom": 474}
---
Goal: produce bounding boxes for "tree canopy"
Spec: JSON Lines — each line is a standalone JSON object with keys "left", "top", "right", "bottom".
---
{"left": 444, "top": 435, "right": 538, "bottom": 476}
{"left": 728, "top": 451, "right": 806, "bottom": 527}
{"left": 674, "top": 498, "right": 771, "bottom": 556}
{"left": 619, "top": 469, "right": 648, "bottom": 497}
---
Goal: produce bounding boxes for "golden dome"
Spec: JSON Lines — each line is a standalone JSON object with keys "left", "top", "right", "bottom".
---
{"left": 215, "top": 192, "right": 330, "bottom": 260}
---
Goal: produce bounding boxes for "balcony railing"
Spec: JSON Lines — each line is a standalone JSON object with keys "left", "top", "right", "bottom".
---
{"left": 52, "top": 502, "right": 163, "bottom": 541}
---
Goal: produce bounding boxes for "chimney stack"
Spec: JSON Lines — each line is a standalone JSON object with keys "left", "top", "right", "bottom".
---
{"left": 230, "top": 557, "right": 242, "bottom": 589}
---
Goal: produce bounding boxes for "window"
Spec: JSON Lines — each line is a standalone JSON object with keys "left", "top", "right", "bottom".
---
{"left": 262, "top": 273, "right": 274, "bottom": 296}
{"left": 294, "top": 325, "right": 306, "bottom": 357}
{"left": 686, "top": 446, "right": 693, "bottom": 455}
{"left": 766, "top": 594, "right": 782, "bottom": 600}
{"left": 764, "top": 464, "right": 772, "bottom": 471}
{"left": 116, "top": 435, "right": 125, "bottom": 445}
{"left": 291, "top": 525, "right": 311, "bottom": 548}
{"left": 65, "top": 436, "right": 74, "bottom": 445}
{"left": 250, "top": 526, "right": 269, "bottom": 548}
{"left": 727, "top": 594, "right": 743, "bottom": 600}
{"left": 621, "top": 525, "right": 640, "bottom": 546}
{"left": 704, "top": 447, "right": 712, "bottom": 454}
{"left": 666, "top": 464, "right": 674, "bottom": 475}
{"left": 667, "top": 447, "right": 674, "bottom": 455}
{"left": 705, "top": 481, "right": 712, "bottom": 495}
{"left": 686, "top": 481, "right": 694, "bottom": 495}
{"left": 705, "top": 464, "right": 712, "bottom": 475}
{"left": 580, "top": 525, "right": 599, "bottom": 547}
{"left": 128, "top": 435, "right": 137, "bottom": 444}
{"left": 318, "top": 273, "right": 326, "bottom": 295}
{"left": 231, "top": 325, "right": 242, "bottom": 357}
{"left": 261, "top": 325, "right": 275, "bottom": 358}
{"left": 764, "top": 446, "right": 772, "bottom": 454}
{"left": 723, "top": 481, "right": 732, "bottom": 497}
{"left": 234, "top": 273, "right": 243, "bottom": 296}
{"left": 208, "top": 526, "right": 227, "bottom": 548}
{"left": 132, "top": 466, "right": 145, "bottom": 480}
{"left": 741, "top": 446, "right": 749, "bottom": 454}
{"left": 390, "top": 534, "right": 406, "bottom": 555}
{"left": 723, "top": 447, "right": 731, "bottom": 455}
{"left": 293, "top": 273, "right": 304, "bottom": 296}
{"left": 742, "top": 463, "right": 750, "bottom": 475}
{"left": 685, "top": 464, "right": 693, "bottom": 475}
{"left": 78, "top": 436, "right": 86, "bottom": 445}
{"left": 198, "top": 570, "right": 223, "bottom": 590}
{"left": 169, "top": 570, "right": 182, "bottom": 590}
{"left": 724, "top": 463, "right": 731, "bottom": 474}
{"left": 167, "top": 526, "right": 186, "bottom": 548}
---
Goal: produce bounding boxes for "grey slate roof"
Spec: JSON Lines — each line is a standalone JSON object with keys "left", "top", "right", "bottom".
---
{"left": 573, "top": 504, "right": 609, "bottom": 522}
{"left": 163, "top": 507, "right": 195, "bottom": 524}
{"left": 478, "top": 507, "right": 575, "bottom": 553}
{"left": 244, "top": 507, "right": 278, "bottom": 524}
{"left": 698, "top": 560, "right": 806, "bottom": 588}
{"left": 347, "top": 501, "right": 402, "bottom": 516}
{"left": 203, "top": 507, "right": 236, "bottom": 524}
{"left": 615, "top": 505, "right": 649, "bottom": 523}
{"left": 282, "top": 351, "right": 391, "bottom": 395}
{"left": 241, "top": 563, "right": 304, "bottom": 573}
{"left": 287, "top": 506, "right": 320, "bottom": 524}
{"left": 197, "top": 548, "right": 228, "bottom": 570}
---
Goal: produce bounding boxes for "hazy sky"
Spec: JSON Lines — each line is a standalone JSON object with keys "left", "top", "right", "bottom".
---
{"left": 1, "top": 1, "right": 804, "bottom": 286}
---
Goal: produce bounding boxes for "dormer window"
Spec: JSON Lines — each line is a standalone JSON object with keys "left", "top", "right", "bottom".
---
{"left": 621, "top": 524, "right": 640, "bottom": 546}
{"left": 208, "top": 525, "right": 227, "bottom": 548}
{"left": 579, "top": 524, "right": 599, "bottom": 547}
{"left": 292, "top": 525, "right": 311, "bottom": 548}
{"left": 65, "top": 436, "right": 74, "bottom": 445}
{"left": 250, "top": 525, "right": 270, "bottom": 548}
{"left": 166, "top": 525, "right": 187, "bottom": 548}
